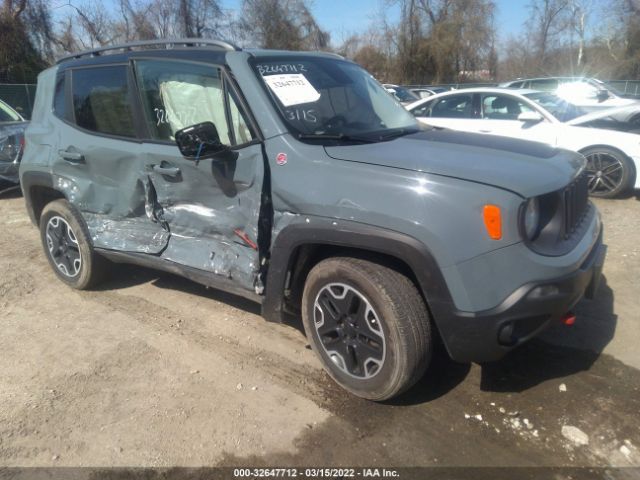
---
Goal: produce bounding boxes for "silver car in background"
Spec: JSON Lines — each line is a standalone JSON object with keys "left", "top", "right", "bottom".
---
{"left": 0, "top": 99, "right": 28, "bottom": 185}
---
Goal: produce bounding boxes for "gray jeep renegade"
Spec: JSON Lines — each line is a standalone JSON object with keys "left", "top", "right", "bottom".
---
{"left": 20, "top": 39, "right": 606, "bottom": 400}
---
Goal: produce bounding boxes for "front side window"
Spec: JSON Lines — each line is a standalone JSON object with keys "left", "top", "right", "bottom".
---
{"left": 431, "top": 94, "right": 474, "bottom": 118}
{"left": 71, "top": 65, "right": 136, "bottom": 138}
{"left": 135, "top": 59, "right": 255, "bottom": 145}
{"left": 528, "top": 79, "right": 559, "bottom": 91}
{"left": 410, "top": 100, "right": 434, "bottom": 117}
{"left": 482, "top": 94, "right": 534, "bottom": 120}
{"left": 253, "top": 56, "right": 417, "bottom": 142}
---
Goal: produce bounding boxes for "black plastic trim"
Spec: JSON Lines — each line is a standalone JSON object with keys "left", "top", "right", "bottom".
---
{"left": 261, "top": 215, "right": 605, "bottom": 364}
{"left": 20, "top": 171, "right": 56, "bottom": 225}
{"left": 96, "top": 249, "right": 263, "bottom": 304}
{"left": 262, "top": 216, "right": 454, "bottom": 328}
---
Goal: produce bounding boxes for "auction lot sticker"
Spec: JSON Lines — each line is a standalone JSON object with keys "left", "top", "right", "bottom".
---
{"left": 264, "top": 74, "right": 321, "bottom": 107}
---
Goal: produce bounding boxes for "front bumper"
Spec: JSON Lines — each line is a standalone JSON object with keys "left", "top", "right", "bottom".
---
{"left": 440, "top": 229, "right": 606, "bottom": 363}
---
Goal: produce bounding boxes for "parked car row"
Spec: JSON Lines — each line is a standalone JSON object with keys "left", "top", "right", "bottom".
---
{"left": 400, "top": 83, "right": 640, "bottom": 198}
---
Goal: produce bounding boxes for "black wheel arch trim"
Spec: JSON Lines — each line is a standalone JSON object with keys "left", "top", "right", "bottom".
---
{"left": 20, "top": 171, "right": 62, "bottom": 226}
{"left": 261, "top": 216, "right": 456, "bottom": 333}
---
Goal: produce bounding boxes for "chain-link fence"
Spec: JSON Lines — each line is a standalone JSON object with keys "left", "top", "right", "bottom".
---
{"left": 0, "top": 84, "right": 36, "bottom": 120}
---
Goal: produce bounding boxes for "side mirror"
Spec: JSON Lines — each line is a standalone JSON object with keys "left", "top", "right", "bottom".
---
{"left": 174, "top": 121, "right": 229, "bottom": 160}
{"left": 597, "top": 89, "right": 610, "bottom": 102}
{"left": 517, "top": 111, "right": 543, "bottom": 123}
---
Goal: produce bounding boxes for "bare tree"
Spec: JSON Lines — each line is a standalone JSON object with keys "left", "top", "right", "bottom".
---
{"left": 239, "top": 0, "right": 329, "bottom": 50}
{"left": 525, "top": 0, "right": 570, "bottom": 66}
{"left": 568, "top": 0, "right": 593, "bottom": 67}
{"left": 0, "top": 0, "right": 45, "bottom": 82}
{"left": 2, "top": 0, "right": 27, "bottom": 19}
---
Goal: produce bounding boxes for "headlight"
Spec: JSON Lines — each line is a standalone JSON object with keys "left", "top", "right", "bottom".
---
{"left": 523, "top": 197, "right": 540, "bottom": 240}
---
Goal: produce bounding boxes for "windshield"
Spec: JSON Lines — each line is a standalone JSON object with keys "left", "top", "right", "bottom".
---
{"left": 252, "top": 56, "right": 418, "bottom": 142}
{"left": 0, "top": 101, "right": 21, "bottom": 123}
{"left": 523, "top": 92, "right": 586, "bottom": 122}
{"left": 388, "top": 86, "right": 419, "bottom": 103}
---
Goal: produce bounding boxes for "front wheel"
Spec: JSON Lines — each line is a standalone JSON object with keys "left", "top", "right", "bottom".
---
{"left": 301, "top": 257, "right": 432, "bottom": 401}
{"left": 582, "top": 146, "right": 635, "bottom": 198}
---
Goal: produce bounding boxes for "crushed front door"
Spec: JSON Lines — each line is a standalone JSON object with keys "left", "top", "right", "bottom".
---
{"left": 134, "top": 59, "right": 265, "bottom": 293}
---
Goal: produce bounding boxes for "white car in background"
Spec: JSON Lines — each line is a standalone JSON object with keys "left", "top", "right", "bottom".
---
{"left": 407, "top": 87, "right": 640, "bottom": 198}
{"left": 500, "top": 77, "right": 640, "bottom": 126}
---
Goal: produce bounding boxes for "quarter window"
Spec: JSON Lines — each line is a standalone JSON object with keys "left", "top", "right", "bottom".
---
{"left": 53, "top": 73, "right": 66, "bottom": 120}
{"left": 134, "top": 60, "right": 255, "bottom": 145}
{"left": 71, "top": 65, "right": 136, "bottom": 138}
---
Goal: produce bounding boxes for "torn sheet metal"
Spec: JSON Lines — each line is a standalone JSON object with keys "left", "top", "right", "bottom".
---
{"left": 145, "top": 142, "right": 266, "bottom": 292}
{"left": 52, "top": 170, "right": 170, "bottom": 254}
{"left": 84, "top": 213, "right": 170, "bottom": 253}
{"left": 161, "top": 235, "right": 258, "bottom": 289}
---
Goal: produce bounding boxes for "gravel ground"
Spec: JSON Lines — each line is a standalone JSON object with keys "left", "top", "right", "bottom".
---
{"left": 0, "top": 185, "right": 639, "bottom": 471}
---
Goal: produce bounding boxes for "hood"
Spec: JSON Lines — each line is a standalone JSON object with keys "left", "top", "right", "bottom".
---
{"left": 566, "top": 104, "right": 640, "bottom": 125}
{"left": 324, "top": 129, "right": 585, "bottom": 198}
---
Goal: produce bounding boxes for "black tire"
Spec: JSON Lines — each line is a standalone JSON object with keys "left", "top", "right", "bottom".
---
{"left": 581, "top": 146, "right": 635, "bottom": 198}
{"left": 301, "top": 257, "right": 432, "bottom": 401}
{"left": 39, "top": 199, "right": 109, "bottom": 289}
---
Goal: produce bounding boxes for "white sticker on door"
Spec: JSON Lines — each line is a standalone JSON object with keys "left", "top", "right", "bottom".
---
{"left": 264, "top": 74, "right": 321, "bottom": 107}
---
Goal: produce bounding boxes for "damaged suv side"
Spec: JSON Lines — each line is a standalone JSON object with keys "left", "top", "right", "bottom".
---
{"left": 21, "top": 40, "right": 606, "bottom": 401}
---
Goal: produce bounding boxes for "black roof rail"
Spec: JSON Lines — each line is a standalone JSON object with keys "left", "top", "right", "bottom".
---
{"left": 56, "top": 38, "right": 240, "bottom": 64}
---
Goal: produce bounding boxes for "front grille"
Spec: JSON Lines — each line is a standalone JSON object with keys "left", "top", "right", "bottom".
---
{"left": 562, "top": 171, "right": 589, "bottom": 239}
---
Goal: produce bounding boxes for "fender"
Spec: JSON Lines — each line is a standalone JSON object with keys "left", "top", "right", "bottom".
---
{"left": 261, "top": 215, "right": 456, "bottom": 330}
{"left": 20, "top": 171, "right": 58, "bottom": 225}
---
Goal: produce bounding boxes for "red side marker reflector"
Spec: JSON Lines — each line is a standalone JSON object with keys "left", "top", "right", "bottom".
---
{"left": 234, "top": 229, "right": 258, "bottom": 250}
{"left": 562, "top": 312, "right": 576, "bottom": 326}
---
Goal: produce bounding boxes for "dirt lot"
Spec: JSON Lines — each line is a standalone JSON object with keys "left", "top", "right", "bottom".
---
{"left": 1, "top": 183, "right": 639, "bottom": 470}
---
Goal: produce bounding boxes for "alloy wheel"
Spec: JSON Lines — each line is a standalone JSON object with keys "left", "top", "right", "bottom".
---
{"left": 45, "top": 216, "right": 82, "bottom": 277}
{"left": 584, "top": 151, "right": 624, "bottom": 195}
{"left": 313, "top": 283, "right": 386, "bottom": 379}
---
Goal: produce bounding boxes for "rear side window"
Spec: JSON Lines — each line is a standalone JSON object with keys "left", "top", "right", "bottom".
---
{"left": 482, "top": 95, "right": 534, "bottom": 120}
{"left": 71, "top": 65, "right": 136, "bottom": 138}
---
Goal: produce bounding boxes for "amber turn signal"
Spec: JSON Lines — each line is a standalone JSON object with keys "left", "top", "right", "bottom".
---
{"left": 483, "top": 204, "right": 502, "bottom": 240}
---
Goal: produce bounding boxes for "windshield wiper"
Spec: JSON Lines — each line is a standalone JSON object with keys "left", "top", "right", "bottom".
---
{"left": 297, "top": 133, "right": 376, "bottom": 143}
{"left": 376, "top": 128, "right": 421, "bottom": 141}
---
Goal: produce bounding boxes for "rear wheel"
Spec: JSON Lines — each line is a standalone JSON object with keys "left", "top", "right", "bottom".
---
{"left": 301, "top": 257, "right": 432, "bottom": 401}
{"left": 582, "top": 147, "right": 634, "bottom": 198}
{"left": 39, "top": 199, "right": 108, "bottom": 289}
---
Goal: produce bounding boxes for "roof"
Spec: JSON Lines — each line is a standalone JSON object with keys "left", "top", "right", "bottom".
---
{"left": 405, "top": 87, "right": 546, "bottom": 109}
{"left": 56, "top": 38, "right": 344, "bottom": 67}
{"left": 427, "top": 87, "right": 540, "bottom": 95}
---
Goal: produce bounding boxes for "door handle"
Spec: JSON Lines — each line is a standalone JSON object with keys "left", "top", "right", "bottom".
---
{"left": 152, "top": 164, "right": 181, "bottom": 177}
{"left": 59, "top": 149, "right": 85, "bottom": 164}
{"left": 479, "top": 129, "right": 492, "bottom": 133}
